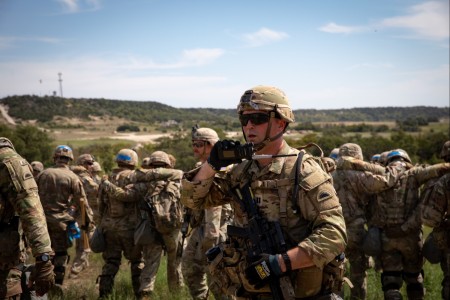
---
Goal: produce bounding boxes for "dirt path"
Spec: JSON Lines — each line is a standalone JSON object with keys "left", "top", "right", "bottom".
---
{"left": 0, "top": 104, "right": 16, "bottom": 125}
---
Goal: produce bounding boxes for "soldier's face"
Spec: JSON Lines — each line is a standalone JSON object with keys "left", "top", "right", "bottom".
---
{"left": 192, "top": 140, "right": 212, "bottom": 162}
{"left": 241, "top": 110, "right": 285, "bottom": 144}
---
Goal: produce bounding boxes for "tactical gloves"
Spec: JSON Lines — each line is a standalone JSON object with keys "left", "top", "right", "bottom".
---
{"left": 244, "top": 254, "right": 283, "bottom": 289}
{"left": 31, "top": 260, "right": 55, "bottom": 296}
{"left": 207, "top": 140, "right": 253, "bottom": 171}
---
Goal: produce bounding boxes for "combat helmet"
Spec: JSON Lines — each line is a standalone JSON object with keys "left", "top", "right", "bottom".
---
{"left": 386, "top": 148, "right": 411, "bottom": 164}
{"left": 0, "top": 137, "right": 15, "bottom": 150}
{"left": 329, "top": 148, "right": 340, "bottom": 160}
{"left": 191, "top": 125, "right": 219, "bottom": 145}
{"left": 149, "top": 150, "right": 171, "bottom": 167}
{"left": 339, "top": 143, "right": 363, "bottom": 160}
{"left": 378, "top": 151, "right": 390, "bottom": 166}
{"left": 54, "top": 145, "right": 74, "bottom": 160}
{"left": 237, "top": 85, "right": 295, "bottom": 123}
{"left": 371, "top": 154, "right": 381, "bottom": 163}
{"left": 92, "top": 161, "right": 102, "bottom": 172}
{"left": 440, "top": 140, "right": 450, "bottom": 161}
{"left": 141, "top": 157, "right": 151, "bottom": 168}
{"left": 31, "top": 161, "right": 44, "bottom": 173}
{"left": 116, "top": 149, "right": 138, "bottom": 167}
{"left": 77, "top": 154, "right": 95, "bottom": 166}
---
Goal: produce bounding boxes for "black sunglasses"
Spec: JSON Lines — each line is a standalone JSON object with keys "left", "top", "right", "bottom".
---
{"left": 239, "top": 113, "right": 270, "bottom": 126}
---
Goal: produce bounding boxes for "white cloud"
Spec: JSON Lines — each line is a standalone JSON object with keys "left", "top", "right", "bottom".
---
{"left": 242, "top": 27, "right": 289, "bottom": 47}
{"left": 380, "top": 1, "right": 449, "bottom": 40}
{"left": 0, "top": 36, "right": 61, "bottom": 50}
{"left": 56, "top": 0, "right": 102, "bottom": 13}
{"left": 318, "top": 22, "right": 366, "bottom": 34}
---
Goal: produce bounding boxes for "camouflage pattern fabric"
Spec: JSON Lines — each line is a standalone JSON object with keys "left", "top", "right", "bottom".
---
{"left": 70, "top": 165, "right": 99, "bottom": 277}
{"left": 333, "top": 162, "right": 395, "bottom": 300}
{"left": 36, "top": 163, "right": 91, "bottom": 285}
{"left": 182, "top": 141, "right": 347, "bottom": 299}
{"left": 98, "top": 166, "right": 185, "bottom": 297}
{"left": 421, "top": 173, "right": 450, "bottom": 299}
{"left": 339, "top": 158, "right": 450, "bottom": 299}
{"left": 182, "top": 204, "right": 233, "bottom": 300}
{"left": 97, "top": 167, "right": 143, "bottom": 297}
{"left": 0, "top": 146, "right": 52, "bottom": 298}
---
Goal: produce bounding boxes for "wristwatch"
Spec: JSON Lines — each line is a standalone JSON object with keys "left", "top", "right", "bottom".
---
{"left": 36, "top": 253, "right": 51, "bottom": 262}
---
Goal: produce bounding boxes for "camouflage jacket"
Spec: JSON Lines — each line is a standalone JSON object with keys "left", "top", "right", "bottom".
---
{"left": 421, "top": 172, "right": 450, "bottom": 228}
{"left": 36, "top": 163, "right": 91, "bottom": 230}
{"left": 98, "top": 167, "right": 137, "bottom": 231}
{"left": 333, "top": 157, "right": 397, "bottom": 224}
{"left": 0, "top": 146, "right": 52, "bottom": 262}
{"left": 184, "top": 164, "right": 233, "bottom": 240}
{"left": 182, "top": 141, "right": 347, "bottom": 269}
{"left": 338, "top": 158, "right": 450, "bottom": 232}
{"left": 71, "top": 165, "right": 98, "bottom": 219}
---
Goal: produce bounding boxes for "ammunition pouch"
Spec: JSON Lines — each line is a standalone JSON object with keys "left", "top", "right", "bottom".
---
{"left": 206, "top": 242, "right": 271, "bottom": 297}
{"left": 322, "top": 253, "right": 347, "bottom": 294}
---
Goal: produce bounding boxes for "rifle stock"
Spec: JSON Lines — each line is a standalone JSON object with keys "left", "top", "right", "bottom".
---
{"left": 80, "top": 199, "right": 91, "bottom": 251}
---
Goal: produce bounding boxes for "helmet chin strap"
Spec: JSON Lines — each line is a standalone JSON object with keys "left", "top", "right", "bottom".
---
{"left": 251, "top": 110, "right": 284, "bottom": 152}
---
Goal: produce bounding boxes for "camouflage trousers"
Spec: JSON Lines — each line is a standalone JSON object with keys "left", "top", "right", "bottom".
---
{"left": 380, "top": 230, "right": 424, "bottom": 300}
{"left": 345, "top": 218, "right": 369, "bottom": 300}
{"left": 70, "top": 226, "right": 95, "bottom": 277}
{"left": 139, "top": 228, "right": 183, "bottom": 294}
{"left": 47, "top": 224, "right": 70, "bottom": 285}
{"left": 182, "top": 226, "right": 232, "bottom": 300}
{"left": 99, "top": 229, "right": 144, "bottom": 297}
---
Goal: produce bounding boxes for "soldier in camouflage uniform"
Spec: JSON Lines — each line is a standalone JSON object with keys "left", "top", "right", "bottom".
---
{"left": 69, "top": 154, "right": 99, "bottom": 279}
{"left": 99, "top": 151, "right": 187, "bottom": 299}
{"left": 334, "top": 145, "right": 401, "bottom": 299}
{"left": 421, "top": 140, "right": 450, "bottom": 300}
{"left": 182, "top": 86, "right": 347, "bottom": 299}
{"left": 0, "top": 137, "right": 54, "bottom": 299}
{"left": 97, "top": 149, "right": 144, "bottom": 299}
{"left": 136, "top": 151, "right": 184, "bottom": 299}
{"left": 333, "top": 143, "right": 371, "bottom": 300}
{"left": 36, "top": 145, "right": 93, "bottom": 291}
{"left": 91, "top": 161, "right": 103, "bottom": 185}
{"left": 182, "top": 126, "right": 233, "bottom": 300}
{"left": 338, "top": 149, "right": 450, "bottom": 299}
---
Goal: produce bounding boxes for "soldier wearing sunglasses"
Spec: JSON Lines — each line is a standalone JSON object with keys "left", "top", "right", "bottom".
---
{"left": 182, "top": 125, "right": 234, "bottom": 300}
{"left": 182, "top": 86, "right": 347, "bottom": 299}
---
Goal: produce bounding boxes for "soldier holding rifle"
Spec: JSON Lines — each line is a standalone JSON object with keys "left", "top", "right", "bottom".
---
{"left": 181, "top": 86, "right": 347, "bottom": 299}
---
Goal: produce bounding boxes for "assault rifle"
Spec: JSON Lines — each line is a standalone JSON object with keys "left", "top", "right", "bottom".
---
{"left": 226, "top": 183, "right": 294, "bottom": 300}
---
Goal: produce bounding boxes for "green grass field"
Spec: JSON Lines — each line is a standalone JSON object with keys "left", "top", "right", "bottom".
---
{"left": 56, "top": 242, "right": 444, "bottom": 300}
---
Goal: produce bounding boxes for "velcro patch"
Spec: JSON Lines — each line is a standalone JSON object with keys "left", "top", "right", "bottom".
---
{"left": 256, "top": 261, "right": 270, "bottom": 279}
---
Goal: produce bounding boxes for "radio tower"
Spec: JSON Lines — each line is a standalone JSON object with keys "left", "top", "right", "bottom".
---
{"left": 58, "top": 72, "right": 63, "bottom": 97}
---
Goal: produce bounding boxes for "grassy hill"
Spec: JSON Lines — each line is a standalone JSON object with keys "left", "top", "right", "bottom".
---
{"left": 1, "top": 95, "right": 448, "bottom": 128}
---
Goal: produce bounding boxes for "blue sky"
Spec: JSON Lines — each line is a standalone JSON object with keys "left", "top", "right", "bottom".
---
{"left": 0, "top": 0, "right": 448, "bottom": 109}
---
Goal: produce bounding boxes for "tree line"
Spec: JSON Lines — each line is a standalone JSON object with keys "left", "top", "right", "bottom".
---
{"left": 1, "top": 124, "right": 448, "bottom": 174}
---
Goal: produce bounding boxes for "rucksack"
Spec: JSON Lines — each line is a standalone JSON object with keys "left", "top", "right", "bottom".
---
{"left": 144, "top": 180, "right": 183, "bottom": 234}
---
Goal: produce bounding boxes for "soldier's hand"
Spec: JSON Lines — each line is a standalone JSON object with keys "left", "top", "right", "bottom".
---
{"left": 244, "top": 254, "right": 282, "bottom": 289}
{"left": 30, "top": 260, "right": 55, "bottom": 296}
{"left": 207, "top": 140, "right": 252, "bottom": 171}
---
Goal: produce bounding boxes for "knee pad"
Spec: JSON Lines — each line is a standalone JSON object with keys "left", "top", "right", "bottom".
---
{"left": 403, "top": 270, "right": 424, "bottom": 285}
{"left": 384, "top": 289, "right": 403, "bottom": 300}
{"left": 382, "top": 271, "right": 403, "bottom": 291}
